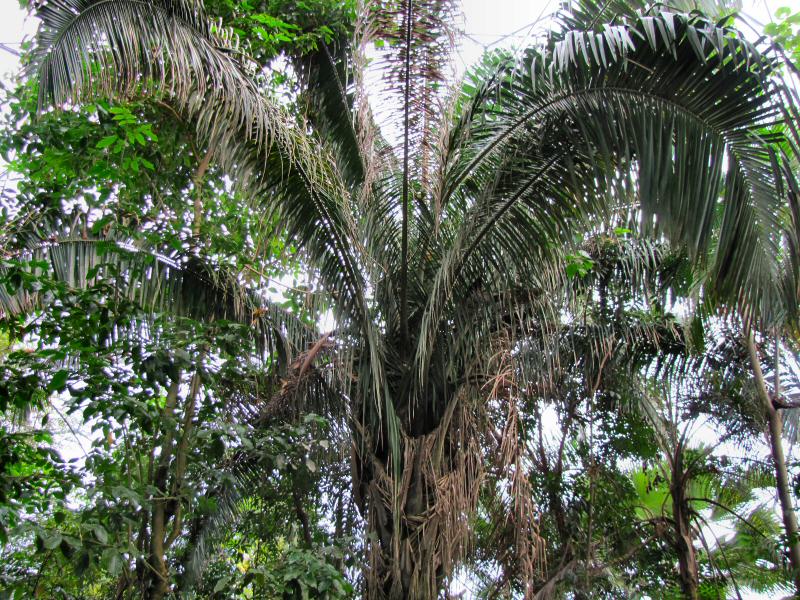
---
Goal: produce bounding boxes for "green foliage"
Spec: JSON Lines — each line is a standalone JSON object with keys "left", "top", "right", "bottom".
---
{"left": 203, "top": 0, "right": 356, "bottom": 97}
{"left": 565, "top": 249, "right": 594, "bottom": 279}
{"left": 1, "top": 0, "right": 799, "bottom": 598}
{"left": 765, "top": 7, "right": 800, "bottom": 65}
{"left": 0, "top": 428, "right": 75, "bottom": 547}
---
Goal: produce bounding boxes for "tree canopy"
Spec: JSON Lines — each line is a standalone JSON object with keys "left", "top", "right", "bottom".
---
{"left": 1, "top": 0, "right": 800, "bottom": 598}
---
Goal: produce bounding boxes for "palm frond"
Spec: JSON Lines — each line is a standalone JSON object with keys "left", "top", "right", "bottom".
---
{"left": 295, "top": 37, "right": 365, "bottom": 189}
{"left": 552, "top": 0, "right": 650, "bottom": 34}
{"left": 30, "top": 0, "right": 404, "bottom": 460}
{"left": 355, "top": 0, "right": 460, "bottom": 347}
{"left": 710, "top": 505, "right": 793, "bottom": 595}
{"left": 31, "top": 0, "right": 370, "bottom": 338}
{"left": 0, "top": 231, "right": 317, "bottom": 367}
{"left": 355, "top": 0, "right": 458, "bottom": 192}
{"left": 430, "top": 9, "right": 799, "bottom": 373}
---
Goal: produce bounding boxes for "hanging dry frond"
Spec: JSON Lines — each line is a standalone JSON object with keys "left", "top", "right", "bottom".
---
{"left": 359, "top": 386, "right": 484, "bottom": 599}
{"left": 482, "top": 338, "right": 546, "bottom": 597}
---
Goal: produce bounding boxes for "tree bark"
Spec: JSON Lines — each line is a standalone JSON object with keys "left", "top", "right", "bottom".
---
{"left": 667, "top": 430, "right": 699, "bottom": 600}
{"left": 670, "top": 449, "right": 699, "bottom": 600}
{"left": 368, "top": 440, "right": 443, "bottom": 600}
{"left": 292, "top": 482, "right": 314, "bottom": 548}
{"left": 164, "top": 363, "right": 202, "bottom": 550}
{"left": 148, "top": 373, "right": 182, "bottom": 600}
{"left": 746, "top": 332, "right": 800, "bottom": 593}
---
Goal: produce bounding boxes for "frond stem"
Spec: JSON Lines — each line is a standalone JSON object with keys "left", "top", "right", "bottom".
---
{"left": 460, "top": 152, "right": 562, "bottom": 273}
{"left": 400, "top": 0, "right": 413, "bottom": 353}
{"left": 685, "top": 497, "right": 767, "bottom": 538}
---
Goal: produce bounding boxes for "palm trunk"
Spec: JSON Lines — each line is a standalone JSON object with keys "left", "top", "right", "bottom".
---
{"left": 746, "top": 332, "right": 800, "bottom": 593}
{"left": 670, "top": 457, "right": 699, "bottom": 600}
{"left": 366, "top": 435, "right": 448, "bottom": 599}
{"left": 367, "top": 440, "right": 440, "bottom": 600}
{"left": 358, "top": 394, "right": 482, "bottom": 599}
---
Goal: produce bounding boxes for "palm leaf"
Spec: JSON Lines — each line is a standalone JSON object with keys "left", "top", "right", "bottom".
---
{"left": 435, "top": 10, "right": 799, "bottom": 337}
{"left": 0, "top": 230, "right": 317, "bottom": 368}
{"left": 30, "top": 0, "right": 402, "bottom": 466}
{"left": 295, "top": 37, "right": 365, "bottom": 188}
{"left": 355, "top": 0, "right": 460, "bottom": 345}
{"left": 31, "top": 0, "right": 369, "bottom": 341}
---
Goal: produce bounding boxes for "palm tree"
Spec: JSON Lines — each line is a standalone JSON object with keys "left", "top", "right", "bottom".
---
{"left": 28, "top": 0, "right": 800, "bottom": 597}
{"left": 634, "top": 380, "right": 793, "bottom": 600}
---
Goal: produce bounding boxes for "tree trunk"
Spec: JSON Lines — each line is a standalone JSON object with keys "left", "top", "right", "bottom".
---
{"left": 671, "top": 491, "right": 699, "bottom": 598}
{"left": 366, "top": 436, "right": 451, "bottom": 598}
{"left": 670, "top": 448, "right": 699, "bottom": 600}
{"left": 746, "top": 332, "right": 800, "bottom": 593}
{"left": 357, "top": 394, "right": 483, "bottom": 599}
{"left": 147, "top": 374, "right": 182, "bottom": 600}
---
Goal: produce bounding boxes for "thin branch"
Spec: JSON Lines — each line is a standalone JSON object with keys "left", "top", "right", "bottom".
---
{"left": 166, "top": 358, "right": 204, "bottom": 550}
{"left": 49, "top": 401, "right": 88, "bottom": 456}
{"left": 192, "top": 146, "right": 214, "bottom": 240}
{"left": 686, "top": 497, "right": 767, "bottom": 538}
